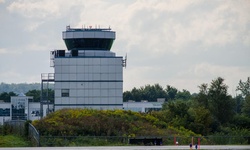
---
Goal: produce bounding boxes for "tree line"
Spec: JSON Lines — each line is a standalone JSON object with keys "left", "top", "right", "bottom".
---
{"left": 124, "top": 77, "right": 250, "bottom": 135}
{"left": 31, "top": 76, "right": 250, "bottom": 145}
{"left": 123, "top": 84, "right": 192, "bottom": 102}
{"left": 0, "top": 89, "right": 54, "bottom": 102}
{"left": 1, "top": 77, "right": 250, "bottom": 141}
{"left": 0, "top": 82, "right": 40, "bottom": 93}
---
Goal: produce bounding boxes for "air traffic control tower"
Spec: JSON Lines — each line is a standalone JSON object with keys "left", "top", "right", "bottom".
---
{"left": 43, "top": 26, "right": 126, "bottom": 112}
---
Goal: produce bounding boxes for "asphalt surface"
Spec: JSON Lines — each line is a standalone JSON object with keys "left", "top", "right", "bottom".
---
{"left": 0, "top": 145, "right": 250, "bottom": 150}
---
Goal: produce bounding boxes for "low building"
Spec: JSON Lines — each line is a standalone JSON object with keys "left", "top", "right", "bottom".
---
{"left": 1, "top": 94, "right": 165, "bottom": 124}
{"left": 0, "top": 94, "right": 41, "bottom": 125}
{"left": 123, "top": 99, "right": 164, "bottom": 113}
{"left": 0, "top": 100, "right": 11, "bottom": 125}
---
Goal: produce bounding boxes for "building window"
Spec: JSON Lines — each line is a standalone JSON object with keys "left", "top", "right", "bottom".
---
{"left": 61, "top": 89, "right": 69, "bottom": 97}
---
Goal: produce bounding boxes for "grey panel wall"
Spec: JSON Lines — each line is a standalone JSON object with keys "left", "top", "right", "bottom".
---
{"left": 54, "top": 56, "right": 123, "bottom": 110}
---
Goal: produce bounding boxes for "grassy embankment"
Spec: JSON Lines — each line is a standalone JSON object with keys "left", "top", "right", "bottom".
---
{"left": 0, "top": 135, "right": 31, "bottom": 147}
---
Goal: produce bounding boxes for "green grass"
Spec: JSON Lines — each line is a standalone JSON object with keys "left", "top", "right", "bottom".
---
{"left": 0, "top": 135, "right": 31, "bottom": 147}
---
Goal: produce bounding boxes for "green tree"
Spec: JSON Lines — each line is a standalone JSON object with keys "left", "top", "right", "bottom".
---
{"left": 208, "top": 77, "right": 235, "bottom": 124}
{"left": 40, "top": 89, "right": 54, "bottom": 103}
{"left": 176, "top": 89, "right": 191, "bottom": 100}
{"left": 188, "top": 106, "right": 212, "bottom": 135}
{"left": 123, "top": 84, "right": 167, "bottom": 102}
{"left": 234, "top": 95, "right": 244, "bottom": 114}
{"left": 165, "top": 85, "right": 178, "bottom": 100}
{"left": 236, "top": 77, "right": 250, "bottom": 97}
{"left": 0, "top": 82, "right": 40, "bottom": 93}
{"left": 162, "top": 100, "right": 190, "bottom": 128}
{"left": 26, "top": 90, "right": 41, "bottom": 102}
{"left": 0, "top": 92, "right": 17, "bottom": 102}
{"left": 231, "top": 114, "right": 250, "bottom": 129}
{"left": 141, "top": 84, "right": 167, "bottom": 101}
{"left": 195, "top": 83, "right": 209, "bottom": 109}
{"left": 130, "top": 87, "right": 142, "bottom": 102}
{"left": 190, "top": 83, "right": 214, "bottom": 135}
{"left": 242, "top": 95, "right": 250, "bottom": 117}
{"left": 123, "top": 91, "right": 133, "bottom": 102}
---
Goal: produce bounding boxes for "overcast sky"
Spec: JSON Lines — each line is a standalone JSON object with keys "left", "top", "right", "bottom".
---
{"left": 0, "top": 0, "right": 249, "bottom": 95}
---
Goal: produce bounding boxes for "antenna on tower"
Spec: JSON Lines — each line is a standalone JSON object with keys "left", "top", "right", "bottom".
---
{"left": 66, "top": 25, "right": 70, "bottom": 30}
{"left": 122, "top": 53, "right": 127, "bottom": 68}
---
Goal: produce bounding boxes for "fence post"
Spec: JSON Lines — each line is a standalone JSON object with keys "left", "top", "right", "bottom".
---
{"left": 28, "top": 123, "right": 40, "bottom": 147}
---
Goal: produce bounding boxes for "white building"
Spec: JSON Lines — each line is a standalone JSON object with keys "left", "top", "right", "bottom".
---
{"left": 46, "top": 26, "right": 125, "bottom": 111}
{"left": 0, "top": 101, "right": 11, "bottom": 125}
{"left": 123, "top": 101, "right": 164, "bottom": 113}
{"left": 0, "top": 94, "right": 41, "bottom": 125}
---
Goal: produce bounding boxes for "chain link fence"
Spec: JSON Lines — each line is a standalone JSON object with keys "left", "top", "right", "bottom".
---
{"left": 3, "top": 120, "right": 26, "bottom": 136}
{"left": 3, "top": 120, "right": 40, "bottom": 146}
{"left": 2, "top": 121, "right": 250, "bottom": 147}
{"left": 38, "top": 135, "right": 250, "bottom": 146}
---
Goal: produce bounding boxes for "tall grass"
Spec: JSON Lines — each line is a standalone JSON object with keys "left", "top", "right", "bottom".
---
{"left": 0, "top": 135, "right": 31, "bottom": 147}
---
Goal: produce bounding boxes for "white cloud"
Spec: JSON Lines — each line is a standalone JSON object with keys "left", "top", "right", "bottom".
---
{"left": 0, "top": 48, "right": 7, "bottom": 54}
{"left": 0, "top": 70, "right": 22, "bottom": 81}
{"left": 193, "top": 63, "right": 249, "bottom": 80}
{"left": 0, "top": 48, "right": 22, "bottom": 55}
{"left": 242, "top": 30, "right": 250, "bottom": 46}
{"left": 74, "top": 0, "right": 246, "bottom": 57}
{"left": 0, "top": 0, "right": 5, "bottom": 3}
{"left": 191, "top": 63, "right": 250, "bottom": 94}
{"left": 118, "top": 0, "right": 250, "bottom": 54}
{"left": 1, "top": 0, "right": 250, "bottom": 96}
{"left": 6, "top": 0, "right": 85, "bottom": 32}
{"left": 8, "top": 0, "right": 62, "bottom": 18}
{"left": 24, "top": 21, "right": 44, "bottom": 32}
{"left": 25, "top": 43, "right": 49, "bottom": 52}
{"left": 124, "top": 61, "right": 250, "bottom": 94}
{"left": 0, "top": 70, "right": 40, "bottom": 83}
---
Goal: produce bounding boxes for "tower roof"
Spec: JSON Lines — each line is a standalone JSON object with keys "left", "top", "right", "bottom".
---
{"left": 62, "top": 26, "right": 115, "bottom": 51}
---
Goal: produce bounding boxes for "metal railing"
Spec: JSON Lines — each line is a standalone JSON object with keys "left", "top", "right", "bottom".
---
{"left": 41, "top": 73, "right": 54, "bottom": 81}
{"left": 29, "top": 123, "right": 40, "bottom": 146}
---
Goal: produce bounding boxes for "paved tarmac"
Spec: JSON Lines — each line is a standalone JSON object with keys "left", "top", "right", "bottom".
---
{"left": 0, "top": 145, "right": 250, "bottom": 150}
